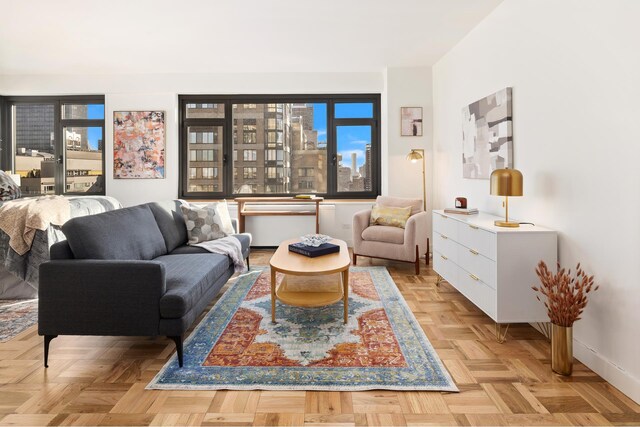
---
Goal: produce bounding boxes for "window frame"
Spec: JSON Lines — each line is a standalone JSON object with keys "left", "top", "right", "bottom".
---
{"left": 0, "top": 95, "right": 105, "bottom": 196}
{"left": 179, "top": 94, "right": 381, "bottom": 199}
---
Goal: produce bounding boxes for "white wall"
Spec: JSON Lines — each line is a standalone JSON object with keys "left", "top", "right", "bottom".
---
{"left": 105, "top": 93, "right": 179, "bottom": 207}
{"left": 385, "top": 67, "right": 434, "bottom": 238}
{"left": 433, "top": 0, "right": 640, "bottom": 402}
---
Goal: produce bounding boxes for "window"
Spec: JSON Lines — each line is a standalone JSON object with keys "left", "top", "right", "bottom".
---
{"left": 243, "top": 149, "right": 257, "bottom": 161}
{"left": 1, "top": 96, "right": 105, "bottom": 196}
{"left": 243, "top": 167, "right": 257, "bottom": 179}
{"left": 179, "top": 95, "right": 380, "bottom": 198}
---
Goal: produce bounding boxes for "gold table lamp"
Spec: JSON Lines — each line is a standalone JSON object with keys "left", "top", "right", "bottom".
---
{"left": 406, "top": 149, "right": 426, "bottom": 211}
{"left": 490, "top": 168, "right": 523, "bottom": 228}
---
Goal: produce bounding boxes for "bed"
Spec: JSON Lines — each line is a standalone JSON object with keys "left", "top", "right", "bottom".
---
{"left": 0, "top": 196, "right": 121, "bottom": 298}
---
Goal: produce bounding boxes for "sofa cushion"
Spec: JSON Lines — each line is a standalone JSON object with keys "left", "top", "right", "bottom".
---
{"left": 361, "top": 225, "right": 405, "bottom": 244}
{"left": 147, "top": 201, "right": 188, "bottom": 253}
{"left": 157, "top": 254, "right": 230, "bottom": 318}
{"left": 63, "top": 204, "right": 167, "bottom": 260}
{"left": 376, "top": 196, "right": 423, "bottom": 215}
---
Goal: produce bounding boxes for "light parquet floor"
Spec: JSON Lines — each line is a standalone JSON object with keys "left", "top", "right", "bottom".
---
{"left": 0, "top": 249, "right": 638, "bottom": 426}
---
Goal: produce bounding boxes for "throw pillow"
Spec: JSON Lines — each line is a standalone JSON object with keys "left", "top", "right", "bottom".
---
{"left": 209, "top": 200, "right": 235, "bottom": 235}
{"left": 370, "top": 204, "right": 412, "bottom": 229}
{"left": 180, "top": 204, "right": 227, "bottom": 244}
{"left": 0, "top": 171, "right": 21, "bottom": 201}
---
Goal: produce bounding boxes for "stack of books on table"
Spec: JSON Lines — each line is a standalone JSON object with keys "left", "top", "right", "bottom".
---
{"left": 288, "top": 242, "right": 340, "bottom": 258}
{"left": 444, "top": 207, "right": 479, "bottom": 215}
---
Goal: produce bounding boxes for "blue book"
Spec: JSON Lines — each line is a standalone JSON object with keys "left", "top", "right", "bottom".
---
{"left": 288, "top": 242, "right": 340, "bottom": 258}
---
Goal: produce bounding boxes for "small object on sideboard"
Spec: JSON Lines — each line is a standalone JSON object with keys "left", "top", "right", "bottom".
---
{"left": 444, "top": 207, "right": 478, "bottom": 215}
{"left": 455, "top": 197, "right": 467, "bottom": 208}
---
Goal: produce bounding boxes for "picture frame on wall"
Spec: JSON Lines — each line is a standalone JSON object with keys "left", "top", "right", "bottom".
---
{"left": 113, "top": 111, "right": 166, "bottom": 179}
{"left": 401, "top": 107, "right": 423, "bottom": 136}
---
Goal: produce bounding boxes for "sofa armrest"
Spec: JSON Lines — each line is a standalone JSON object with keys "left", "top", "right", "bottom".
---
{"left": 38, "top": 260, "right": 166, "bottom": 336}
{"left": 404, "top": 211, "right": 430, "bottom": 250}
{"left": 231, "top": 218, "right": 239, "bottom": 233}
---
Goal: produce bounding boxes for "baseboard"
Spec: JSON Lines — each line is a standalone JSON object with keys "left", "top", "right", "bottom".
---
{"left": 573, "top": 337, "right": 640, "bottom": 404}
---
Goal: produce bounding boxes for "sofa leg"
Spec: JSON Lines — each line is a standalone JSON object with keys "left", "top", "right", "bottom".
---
{"left": 168, "top": 335, "right": 183, "bottom": 367}
{"left": 44, "top": 335, "right": 57, "bottom": 368}
{"left": 246, "top": 256, "right": 250, "bottom": 270}
{"left": 415, "top": 245, "right": 420, "bottom": 275}
{"left": 353, "top": 253, "right": 357, "bottom": 265}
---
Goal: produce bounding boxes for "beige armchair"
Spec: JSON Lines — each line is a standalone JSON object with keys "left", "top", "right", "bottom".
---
{"left": 352, "top": 196, "right": 430, "bottom": 274}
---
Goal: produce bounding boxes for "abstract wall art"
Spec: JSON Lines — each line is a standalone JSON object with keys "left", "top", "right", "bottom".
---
{"left": 113, "top": 111, "right": 165, "bottom": 179}
{"left": 461, "top": 88, "right": 513, "bottom": 179}
{"left": 401, "top": 107, "right": 423, "bottom": 136}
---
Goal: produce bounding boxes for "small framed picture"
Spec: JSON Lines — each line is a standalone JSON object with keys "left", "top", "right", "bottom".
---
{"left": 401, "top": 107, "right": 423, "bottom": 136}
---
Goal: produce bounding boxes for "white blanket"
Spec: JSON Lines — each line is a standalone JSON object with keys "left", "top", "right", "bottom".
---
{"left": 192, "top": 234, "right": 250, "bottom": 273}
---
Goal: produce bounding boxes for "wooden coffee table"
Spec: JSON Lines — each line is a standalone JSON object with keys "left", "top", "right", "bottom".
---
{"left": 269, "top": 238, "right": 351, "bottom": 324}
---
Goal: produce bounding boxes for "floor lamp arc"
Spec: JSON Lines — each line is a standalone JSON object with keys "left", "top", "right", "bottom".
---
{"left": 406, "top": 148, "right": 429, "bottom": 265}
{"left": 406, "top": 148, "right": 426, "bottom": 211}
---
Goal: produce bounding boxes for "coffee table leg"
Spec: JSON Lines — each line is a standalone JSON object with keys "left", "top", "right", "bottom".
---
{"left": 342, "top": 269, "right": 349, "bottom": 324}
{"left": 271, "top": 268, "right": 277, "bottom": 323}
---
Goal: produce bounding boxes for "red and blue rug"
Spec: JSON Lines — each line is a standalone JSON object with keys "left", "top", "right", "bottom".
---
{"left": 147, "top": 267, "right": 457, "bottom": 391}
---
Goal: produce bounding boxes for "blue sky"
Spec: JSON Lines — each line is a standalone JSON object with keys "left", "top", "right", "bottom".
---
{"left": 312, "top": 103, "right": 372, "bottom": 168}
{"left": 86, "top": 104, "right": 104, "bottom": 150}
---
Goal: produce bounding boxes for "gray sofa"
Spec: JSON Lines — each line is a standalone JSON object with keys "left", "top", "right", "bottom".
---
{"left": 38, "top": 201, "right": 250, "bottom": 368}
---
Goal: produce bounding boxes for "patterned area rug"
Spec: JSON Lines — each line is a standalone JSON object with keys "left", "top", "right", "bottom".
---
{"left": 0, "top": 299, "right": 38, "bottom": 342}
{"left": 148, "top": 267, "right": 457, "bottom": 391}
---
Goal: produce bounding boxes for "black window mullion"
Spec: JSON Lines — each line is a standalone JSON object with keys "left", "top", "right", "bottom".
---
{"left": 326, "top": 100, "right": 337, "bottom": 198}
{"left": 224, "top": 102, "right": 233, "bottom": 196}
{"left": 0, "top": 96, "right": 9, "bottom": 171}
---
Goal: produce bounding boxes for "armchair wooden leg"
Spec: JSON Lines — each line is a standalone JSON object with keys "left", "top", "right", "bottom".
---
{"left": 353, "top": 252, "right": 357, "bottom": 265}
{"left": 426, "top": 237, "right": 430, "bottom": 266}
{"left": 168, "top": 335, "right": 184, "bottom": 367}
{"left": 415, "top": 245, "right": 420, "bottom": 275}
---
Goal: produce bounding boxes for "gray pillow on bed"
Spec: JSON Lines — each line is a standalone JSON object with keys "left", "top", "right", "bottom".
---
{"left": 0, "top": 171, "right": 21, "bottom": 201}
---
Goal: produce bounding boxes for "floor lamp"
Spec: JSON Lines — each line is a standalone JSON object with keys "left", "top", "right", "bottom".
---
{"left": 406, "top": 148, "right": 429, "bottom": 264}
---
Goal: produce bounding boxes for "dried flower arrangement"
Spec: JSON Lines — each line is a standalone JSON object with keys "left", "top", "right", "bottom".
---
{"left": 532, "top": 261, "right": 599, "bottom": 327}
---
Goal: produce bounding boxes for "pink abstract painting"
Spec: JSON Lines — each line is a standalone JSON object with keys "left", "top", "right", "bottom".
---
{"left": 113, "top": 111, "right": 165, "bottom": 179}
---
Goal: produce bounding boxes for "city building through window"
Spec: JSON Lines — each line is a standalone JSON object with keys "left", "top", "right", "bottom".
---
{"left": 1, "top": 96, "right": 105, "bottom": 196}
{"left": 180, "top": 95, "right": 380, "bottom": 198}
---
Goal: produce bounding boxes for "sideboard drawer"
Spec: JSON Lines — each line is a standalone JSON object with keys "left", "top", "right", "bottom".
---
{"left": 433, "top": 212, "right": 458, "bottom": 241}
{"left": 457, "top": 222, "right": 496, "bottom": 261}
{"left": 433, "top": 250, "right": 458, "bottom": 285}
{"left": 458, "top": 248, "right": 496, "bottom": 289}
{"left": 433, "top": 232, "right": 459, "bottom": 264}
{"left": 458, "top": 270, "right": 497, "bottom": 320}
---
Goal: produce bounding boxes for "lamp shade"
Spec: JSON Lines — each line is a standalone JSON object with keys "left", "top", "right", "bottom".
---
{"left": 490, "top": 168, "right": 523, "bottom": 197}
{"left": 406, "top": 149, "right": 423, "bottom": 162}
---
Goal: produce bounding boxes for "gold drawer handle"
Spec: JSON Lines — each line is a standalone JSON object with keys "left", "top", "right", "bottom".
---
{"left": 469, "top": 274, "right": 480, "bottom": 281}
{"left": 469, "top": 249, "right": 479, "bottom": 255}
{"left": 440, "top": 235, "right": 448, "bottom": 240}
{"left": 440, "top": 254, "right": 448, "bottom": 260}
{"left": 469, "top": 225, "right": 479, "bottom": 229}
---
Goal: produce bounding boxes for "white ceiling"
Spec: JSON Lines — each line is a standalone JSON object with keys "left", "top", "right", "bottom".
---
{"left": 0, "top": 0, "right": 502, "bottom": 75}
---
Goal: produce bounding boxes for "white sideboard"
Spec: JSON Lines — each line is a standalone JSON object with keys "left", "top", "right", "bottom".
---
{"left": 432, "top": 210, "right": 557, "bottom": 327}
